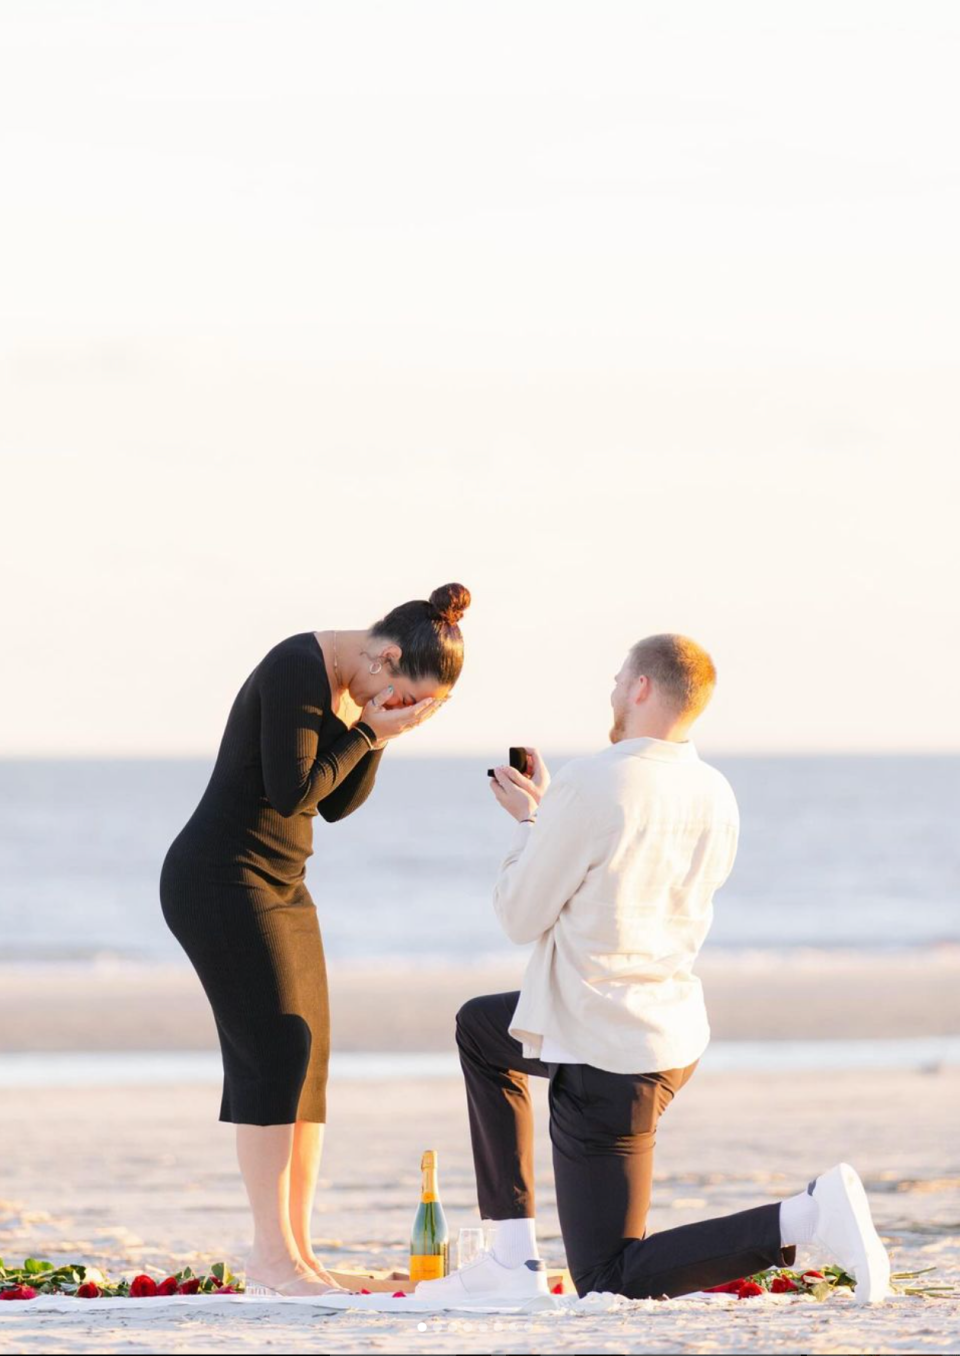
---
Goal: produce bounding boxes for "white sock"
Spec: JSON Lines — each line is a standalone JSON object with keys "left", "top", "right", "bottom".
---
{"left": 490, "top": 1218, "right": 539, "bottom": 1268}
{"left": 780, "top": 1188, "right": 819, "bottom": 1246}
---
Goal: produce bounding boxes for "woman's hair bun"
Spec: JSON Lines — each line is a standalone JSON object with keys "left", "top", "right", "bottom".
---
{"left": 429, "top": 583, "right": 471, "bottom": 628}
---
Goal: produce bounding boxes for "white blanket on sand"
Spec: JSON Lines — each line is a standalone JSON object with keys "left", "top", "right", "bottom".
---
{"left": 0, "top": 1291, "right": 747, "bottom": 1315}
{"left": 2, "top": 1293, "right": 560, "bottom": 1315}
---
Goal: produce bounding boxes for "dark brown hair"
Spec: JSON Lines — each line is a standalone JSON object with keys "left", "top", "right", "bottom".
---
{"left": 627, "top": 634, "right": 717, "bottom": 721}
{"left": 370, "top": 583, "right": 471, "bottom": 687}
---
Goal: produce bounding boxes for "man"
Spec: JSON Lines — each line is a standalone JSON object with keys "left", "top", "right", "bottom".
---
{"left": 416, "top": 634, "right": 890, "bottom": 1305}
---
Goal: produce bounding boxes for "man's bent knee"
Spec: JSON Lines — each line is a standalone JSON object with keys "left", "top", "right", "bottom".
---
{"left": 455, "top": 993, "right": 488, "bottom": 1042}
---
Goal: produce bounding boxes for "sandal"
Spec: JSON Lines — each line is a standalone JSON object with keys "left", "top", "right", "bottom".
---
{"left": 243, "top": 1277, "right": 284, "bottom": 1297}
{"left": 244, "top": 1274, "right": 344, "bottom": 1298}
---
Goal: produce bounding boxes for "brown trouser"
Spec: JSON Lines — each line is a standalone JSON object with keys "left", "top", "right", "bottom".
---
{"left": 457, "top": 992, "right": 795, "bottom": 1298}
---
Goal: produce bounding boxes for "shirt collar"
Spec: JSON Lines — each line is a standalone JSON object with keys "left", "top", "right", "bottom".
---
{"left": 612, "top": 735, "right": 700, "bottom": 763}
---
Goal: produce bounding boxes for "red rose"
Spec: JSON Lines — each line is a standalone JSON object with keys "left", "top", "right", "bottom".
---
{"left": 359, "top": 1288, "right": 372, "bottom": 1295}
{"left": 770, "top": 1276, "right": 799, "bottom": 1293}
{"left": 130, "top": 1275, "right": 158, "bottom": 1297}
{"left": 801, "top": 1270, "right": 824, "bottom": 1282}
{"left": 704, "top": 1279, "right": 746, "bottom": 1294}
{"left": 215, "top": 1285, "right": 237, "bottom": 1294}
{"left": 76, "top": 1282, "right": 101, "bottom": 1298}
{"left": 737, "top": 1281, "right": 764, "bottom": 1299}
{"left": 178, "top": 1278, "right": 201, "bottom": 1294}
{"left": 551, "top": 1281, "right": 564, "bottom": 1294}
{"left": 156, "top": 1277, "right": 179, "bottom": 1295}
{"left": 1, "top": 1285, "right": 38, "bottom": 1301}
{"left": 392, "top": 1290, "right": 406, "bottom": 1298}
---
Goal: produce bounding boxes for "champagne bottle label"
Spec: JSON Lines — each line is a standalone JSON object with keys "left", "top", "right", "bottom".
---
{"left": 409, "top": 1254, "right": 445, "bottom": 1283}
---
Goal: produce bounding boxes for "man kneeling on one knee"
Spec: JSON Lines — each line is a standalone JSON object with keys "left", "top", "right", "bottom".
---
{"left": 415, "top": 634, "right": 890, "bottom": 1306}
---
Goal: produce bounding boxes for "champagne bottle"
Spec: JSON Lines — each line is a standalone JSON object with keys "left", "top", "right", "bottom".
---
{"left": 409, "top": 1149, "right": 450, "bottom": 1282}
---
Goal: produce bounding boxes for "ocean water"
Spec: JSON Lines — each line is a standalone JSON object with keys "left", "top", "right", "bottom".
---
{"left": 0, "top": 755, "right": 957, "bottom": 966}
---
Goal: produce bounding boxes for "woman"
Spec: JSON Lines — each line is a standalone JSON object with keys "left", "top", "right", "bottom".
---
{"left": 159, "top": 583, "right": 470, "bottom": 1296}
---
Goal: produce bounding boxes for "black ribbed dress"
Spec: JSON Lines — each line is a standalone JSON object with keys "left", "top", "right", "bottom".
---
{"left": 159, "top": 631, "right": 383, "bottom": 1126}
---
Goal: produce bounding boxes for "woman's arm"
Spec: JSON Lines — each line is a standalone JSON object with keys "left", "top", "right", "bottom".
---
{"left": 258, "top": 648, "right": 380, "bottom": 818}
{"left": 317, "top": 744, "right": 386, "bottom": 822}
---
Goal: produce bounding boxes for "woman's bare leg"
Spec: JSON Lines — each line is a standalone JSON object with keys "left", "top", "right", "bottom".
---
{"left": 235, "top": 1123, "right": 337, "bottom": 1294}
{"left": 289, "top": 1121, "right": 337, "bottom": 1284}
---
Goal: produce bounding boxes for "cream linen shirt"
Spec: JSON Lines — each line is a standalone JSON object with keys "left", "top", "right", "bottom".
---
{"left": 494, "top": 736, "right": 739, "bottom": 1074}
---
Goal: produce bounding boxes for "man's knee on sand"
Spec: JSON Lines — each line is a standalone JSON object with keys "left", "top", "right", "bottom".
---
{"left": 570, "top": 1253, "right": 684, "bottom": 1302}
{"left": 569, "top": 1251, "right": 635, "bottom": 1300}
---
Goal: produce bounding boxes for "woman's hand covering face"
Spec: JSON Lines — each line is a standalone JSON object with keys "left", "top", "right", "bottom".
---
{"left": 360, "top": 686, "right": 448, "bottom": 742}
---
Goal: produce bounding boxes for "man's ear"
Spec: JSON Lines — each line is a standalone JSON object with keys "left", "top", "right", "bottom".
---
{"left": 632, "top": 674, "right": 651, "bottom": 706}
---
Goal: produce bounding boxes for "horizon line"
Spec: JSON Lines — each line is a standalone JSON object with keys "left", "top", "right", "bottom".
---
{"left": 1, "top": 748, "right": 958, "bottom": 761}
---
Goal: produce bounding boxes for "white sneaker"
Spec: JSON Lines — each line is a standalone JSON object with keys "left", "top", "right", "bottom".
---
{"left": 414, "top": 1252, "right": 549, "bottom": 1307}
{"left": 809, "top": 1163, "right": 891, "bottom": 1304}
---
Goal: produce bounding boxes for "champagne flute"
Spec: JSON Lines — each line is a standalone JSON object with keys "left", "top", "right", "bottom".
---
{"left": 457, "top": 1227, "right": 487, "bottom": 1270}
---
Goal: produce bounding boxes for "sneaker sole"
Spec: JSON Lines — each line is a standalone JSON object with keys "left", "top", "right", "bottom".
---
{"left": 833, "top": 1163, "right": 891, "bottom": 1305}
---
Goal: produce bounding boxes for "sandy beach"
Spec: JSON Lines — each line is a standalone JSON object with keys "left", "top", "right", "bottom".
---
{"left": 1, "top": 953, "right": 958, "bottom": 1353}
{"left": 1, "top": 1066, "right": 958, "bottom": 1353}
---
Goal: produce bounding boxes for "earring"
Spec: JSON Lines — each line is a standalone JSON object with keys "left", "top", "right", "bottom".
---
{"left": 369, "top": 660, "right": 382, "bottom": 675}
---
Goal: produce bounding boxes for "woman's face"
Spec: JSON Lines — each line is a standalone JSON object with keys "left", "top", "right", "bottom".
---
{"left": 352, "top": 647, "right": 451, "bottom": 710}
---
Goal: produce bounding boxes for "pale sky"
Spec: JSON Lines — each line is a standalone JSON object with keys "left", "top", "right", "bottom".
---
{"left": 2, "top": 1, "right": 958, "bottom": 756}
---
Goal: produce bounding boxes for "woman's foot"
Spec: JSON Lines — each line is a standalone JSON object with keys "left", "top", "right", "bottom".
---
{"left": 299, "top": 1253, "right": 342, "bottom": 1289}
{"left": 243, "top": 1249, "right": 342, "bottom": 1297}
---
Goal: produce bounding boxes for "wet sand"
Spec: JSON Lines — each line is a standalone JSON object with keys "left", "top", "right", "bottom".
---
{"left": 1, "top": 948, "right": 958, "bottom": 1052}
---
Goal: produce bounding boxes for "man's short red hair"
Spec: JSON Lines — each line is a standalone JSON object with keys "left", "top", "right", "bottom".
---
{"left": 627, "top": 634, "right": 717, "bottom": 722}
